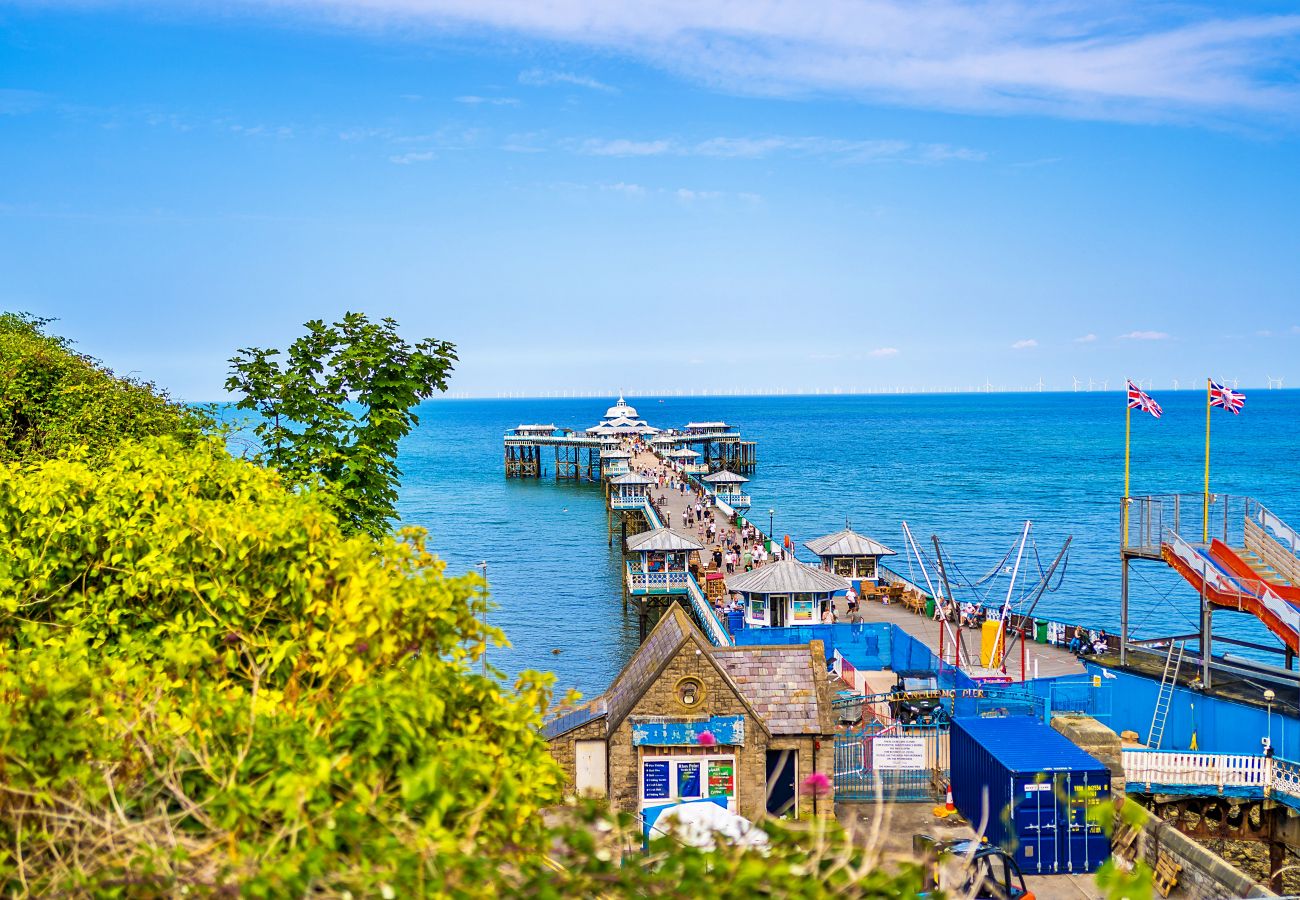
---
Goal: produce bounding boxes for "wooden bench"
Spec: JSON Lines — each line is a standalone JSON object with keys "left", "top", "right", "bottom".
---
{"left": 903, "top": 593, "right": 926, "bottom": 614}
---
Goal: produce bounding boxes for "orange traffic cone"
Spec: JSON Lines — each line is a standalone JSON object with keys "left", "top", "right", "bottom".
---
{"left": 945, "top": 788, "right": 956, "bottom": 814}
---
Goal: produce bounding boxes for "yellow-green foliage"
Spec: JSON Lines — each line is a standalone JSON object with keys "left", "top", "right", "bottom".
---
{"left": 0, "top": 439, "right": 563, "bottom": 895}
{"left": 0, "top": 313, "right": 207, "bottom": 465}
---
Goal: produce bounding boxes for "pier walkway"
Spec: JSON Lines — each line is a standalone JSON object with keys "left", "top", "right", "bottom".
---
{"left": 630, "top": 442, "right": 1088, "bottom": 682}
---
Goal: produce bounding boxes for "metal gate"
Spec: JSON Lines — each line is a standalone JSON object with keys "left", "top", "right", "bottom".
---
{"left": 833, "top": 722, "right": 948, "bottom": 802}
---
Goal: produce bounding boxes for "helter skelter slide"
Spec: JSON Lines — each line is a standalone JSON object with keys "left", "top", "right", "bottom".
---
{"left": 1160, "top": 506, "right": 1300, "bottom": 654}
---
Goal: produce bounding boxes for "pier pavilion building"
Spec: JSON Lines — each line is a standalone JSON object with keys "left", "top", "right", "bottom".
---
{"left": 542, "top": 606, "right": 836, "bottom": 823}
{"left": 804, "top": 527, "right": 897, "bottom": 585}
{"left": 726, "top": 560, "right": 849, "bottom": 629}
{"left": 702, "top": 470, "right": 751, "bottom": 511}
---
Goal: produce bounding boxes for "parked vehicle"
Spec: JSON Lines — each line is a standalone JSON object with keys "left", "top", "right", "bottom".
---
{"left": 888, "top": 671, "right": 947, "bottom": 724}
{"left": 914, "top": 835, "right": 1035, "bottom": 899}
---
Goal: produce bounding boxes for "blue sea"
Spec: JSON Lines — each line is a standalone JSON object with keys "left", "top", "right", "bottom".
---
{"left": 395, "top": 392, "right": 1300, "bottom": 698}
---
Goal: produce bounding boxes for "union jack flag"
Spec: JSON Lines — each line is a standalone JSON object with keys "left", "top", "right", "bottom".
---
{"left": 1126, "top": 380, "right": 1162, "bottom": 418}
{"left": 1210, "top": 381, "right": 1246, "bottom": 414}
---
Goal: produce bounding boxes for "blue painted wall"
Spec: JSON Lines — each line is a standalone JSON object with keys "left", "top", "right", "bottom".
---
{"left": 1081, "top": 662, "right": 1297, "bottom": 756}
{"left": 732, "top": 622, "right": 891, "bottom": 669}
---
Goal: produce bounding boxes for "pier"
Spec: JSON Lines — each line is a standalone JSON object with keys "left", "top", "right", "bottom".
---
{"left": 503, "top": 397, "right": 1087, "bottom": 683}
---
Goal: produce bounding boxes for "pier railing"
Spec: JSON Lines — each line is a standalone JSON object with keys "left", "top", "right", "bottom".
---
{"left": 1124, "top": 493, "right": 1253, "bottom": 556}
{"left": 625, "top": 564, "right": 691, "bottom": 595}
{"left": 713, "top": 491, "right": 751, "bottom": 508}
{"left": 685, "top": 573, "right": 732, "bottom": 646}
{"left": 610, "top": 494, "right": 648, "bottom": 510}
{"left": 1122, "top": 749, "right": 1284, "bottom": 800}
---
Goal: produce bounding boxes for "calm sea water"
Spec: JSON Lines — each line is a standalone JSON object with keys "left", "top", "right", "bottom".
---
{"left": 395, "top": 392, "right": 1300, "bottom": 698}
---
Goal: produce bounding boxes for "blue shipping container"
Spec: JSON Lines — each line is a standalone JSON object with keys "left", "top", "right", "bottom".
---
{"left": 950, "top": 715, "right": 1111, "bottom": 875}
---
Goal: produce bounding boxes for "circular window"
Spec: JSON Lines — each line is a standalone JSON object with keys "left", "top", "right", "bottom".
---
{"left": 676, "top": 676, "right": 705, "bottom": 709}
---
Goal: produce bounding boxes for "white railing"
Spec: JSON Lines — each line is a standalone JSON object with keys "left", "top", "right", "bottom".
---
{"left": 611, "top": 494, "right": 647, "bottom": 509}
{"left": 626, "top": 564, "right": 691, "bottom": 594}
{"left": 683, "top": 463, "right": 709, "bottom": 474}
{"left": 1254, "top": 502, "right": 1300, "bottom": 556}
{"left": 714, "top": 492, "right": 750, "bottom": 508}
{"left": 603, "top": 462, "right": 630, "bottom": 476}
{"left": 685, "top": 573, "right": 732, "bottom": 646}
{"left": 1165, "top": 531, "right": 1300, "bottom": 635}
{"left": 1123, "top": 750, "right": 1270, "bottom": 792}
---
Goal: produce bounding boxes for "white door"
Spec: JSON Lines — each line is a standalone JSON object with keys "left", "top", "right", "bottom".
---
{"left": 575, "top": 740, "right": 607, "bottom": 797}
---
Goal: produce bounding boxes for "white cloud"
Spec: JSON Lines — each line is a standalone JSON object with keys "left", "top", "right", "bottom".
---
{"left": 675, "top": 188, "right": 722, "bottom": 202}
{"left": 389, "top": 150, "right": 435, "bottom": 164}
{"left": 1119, "top": 330, "right": 1171, "bottom": 340}
{"left": 1074, "top": 333, "right": 1097, "bottom": 343}
{"left": 519, "top": 68, "right": 617, "bottom": 93}
{"left": 455, "top": 95, "right": 520, "bottom": 106}
{"left": 869, "top": 347, "right": 900, "bottom": 358}
{"left": 163, "top": 2, "right": 1300, "bottom": 125}
{"left": 578, "top": 134, "right": 981, "bottom": 163}
{"left": 581, "top": 138, "right": 673, "bottom": 156}
{"left": 1011, "top": 338, "right": 1038, "bottom": 349}
{"left": 0, "top": 88, "right": 46, "bottom": 115}
{"left": 603, "top": 182, "right": 646, "bottom": 196}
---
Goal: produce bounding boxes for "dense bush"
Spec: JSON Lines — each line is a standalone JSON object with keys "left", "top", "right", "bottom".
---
{"left": 0, "top": 313, "right": 208, "bottom": 464}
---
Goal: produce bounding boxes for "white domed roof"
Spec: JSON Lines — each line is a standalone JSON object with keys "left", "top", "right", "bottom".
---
{"left": 605, "top": 396, "right": 638, "bottom": 418}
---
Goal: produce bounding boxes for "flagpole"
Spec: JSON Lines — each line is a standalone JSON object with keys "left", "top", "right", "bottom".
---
{"left": 1123, "top": 392, "right": 1132, "bottom": 549}
{"left": 1203, "top": 377, "right": 1212, "bottom": 543}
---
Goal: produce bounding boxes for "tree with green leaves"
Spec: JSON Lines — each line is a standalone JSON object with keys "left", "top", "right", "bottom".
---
{"left": 226, "top": 312, "right": 456, "bottom": 535}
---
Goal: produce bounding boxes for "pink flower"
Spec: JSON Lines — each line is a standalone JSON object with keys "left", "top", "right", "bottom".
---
{"left": 802, "top": 771, "right": 832, "bottom": 798}
{"left": 696, "top": 731, "right": 718, "bottom": 747}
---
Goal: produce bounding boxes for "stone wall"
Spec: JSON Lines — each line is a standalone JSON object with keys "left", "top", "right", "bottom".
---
{"left": 1119, "top": 796, "right": 1276, "bottom": 899}
{"left": 1052, "top": 714, "right": 1125, "bottom": 793}
{"left": 547, "top": 718, "right": 608, "bottom": 797}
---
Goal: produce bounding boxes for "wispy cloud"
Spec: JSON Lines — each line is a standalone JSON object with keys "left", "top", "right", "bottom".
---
{"left": 455, "top": 95, "right": 520, "bottom": 106}
{"left": 869, "top": 347, "right": 900, "bottom": 358}
{"left": 158, "top": 1, "right": 1300, "bottom": 125}
{"left": 603, "top": 182, "right": 645, "bottom": 196}
{"left": 389, "top": 150, "right": 435, "bottom": 164}
{"left": 519, "top": 68, "right": 617, "bottom": 93}
{"left": 579, "top": 134, "right": 982, "bottom": 163}
{"left": 1074, "top": 333, "right": 1098, "bottom": 343}
{"left": 0, "top": 88, "right": 46, "bottom": 115}
{"left": 1011, "top": 338, "right": 1038, "bottom": 349}
{"left": 1119, "top": 330, "right": 1171, "bottom": 341}
{"left": 674, "top": 188, "right": 722, "bottom": 202}
{"left": 581, "top": 138, "right": 673, "bottom": 157}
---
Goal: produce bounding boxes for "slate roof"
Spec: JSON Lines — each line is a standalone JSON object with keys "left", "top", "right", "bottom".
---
{"left": 713, "top": 643, "right": 834, "bottom": 735}
{"left": 626, "top": 527, "right": 706, "bottom": 553}
{"left": 724, "top": 559, "right": 849, "bottom": 595}
{"left": 702, "top": 470, "right": 750, "bottom": 484}
{"left": 803, "top": 528, "right": 897, "bottom": 558}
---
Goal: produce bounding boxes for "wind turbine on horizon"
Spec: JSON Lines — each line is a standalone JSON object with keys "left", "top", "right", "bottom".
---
{"left": 1268, "top": 376, "right": 1285, "bottom": 389}
{"left": 1072, "top": 376, "right": 1082, "bottom": 392}
{"left": 1035, "top": 377, "right": 1045, "bottom": 392}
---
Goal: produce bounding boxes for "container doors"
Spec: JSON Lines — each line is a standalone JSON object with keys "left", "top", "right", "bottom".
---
{"left": 765, "top": 749, "right": 798, "bottom": 817}
{"left": 575, "top": 740, "right": 607, "bottom": 798}
{"left": 1010, "top": 775, "right": 1058, "bottom": 873}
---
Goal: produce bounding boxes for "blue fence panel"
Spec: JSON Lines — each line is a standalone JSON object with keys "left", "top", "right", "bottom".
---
{"left": 732, "top": 622, "right": 892, "bottom": 669}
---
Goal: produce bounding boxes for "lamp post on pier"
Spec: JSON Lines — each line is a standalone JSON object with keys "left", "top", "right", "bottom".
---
{"left": 768, "top": 509, "right": 775, "bottom": 549}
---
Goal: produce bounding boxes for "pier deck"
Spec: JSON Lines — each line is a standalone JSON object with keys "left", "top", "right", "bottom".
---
{"left": 631, "top": 444, "right": 1087, "bottom": 681}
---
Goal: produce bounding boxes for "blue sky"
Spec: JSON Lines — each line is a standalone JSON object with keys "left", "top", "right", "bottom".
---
{"left": 2, "top": 1, "right": 1299, "bottom": 399}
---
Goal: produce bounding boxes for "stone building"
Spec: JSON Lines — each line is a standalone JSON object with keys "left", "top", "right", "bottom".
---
{"left": 543, "top": 605, "right": 837, "bottom": 823}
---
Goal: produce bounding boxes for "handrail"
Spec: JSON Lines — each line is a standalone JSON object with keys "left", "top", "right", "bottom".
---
{"left": 1123, "top": 749, "right": 1271, "bottom": 790}
{"left": 1254, "top": 501, "right": 1300, "bottom": 557}
{"left": 1165, "top": 532, "right": 1300, "bottom": 636}
{"left": 685, "top": 572, "right": 732, "bottom": 646}
{"left": 626, "top": 562, "right": 690, "bottom": 593}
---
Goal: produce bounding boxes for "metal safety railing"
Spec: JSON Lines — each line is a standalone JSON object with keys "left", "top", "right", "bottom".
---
{"left": 1164, "top": 531, "right": 1300, "bottom": 636}
{"left": 1123, "top": 750, "right": 1272, "bottom": 794}
{"left": 685, "top": 572, "right": 732, "bottom": 646}
{"left": 625, "top": 564, "right": 691, "bottom": 594}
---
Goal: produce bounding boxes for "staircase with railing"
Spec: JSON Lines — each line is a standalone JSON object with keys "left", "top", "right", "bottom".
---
{"left": 685, "top": 572, "right": 732, "bottom": 646}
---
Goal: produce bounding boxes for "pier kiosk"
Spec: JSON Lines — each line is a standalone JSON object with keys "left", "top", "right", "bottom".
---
{"left": 624, "top": 528, "right": 705, "bottom": 639}
{"left": 702, "top": 470, "right": 751, "bottom": 511}
{"left": 664, "top": 447, "right": 707, "bottom": 475}
{"left": 726, "top": 560, "right": 848, "bottom": 629}
{"left": 600, "top": 449, "right": 632, "bottom": 478}
{"left": 608, "top": 472, "right": 655, "bottom": 510}
{"left": 803, "top": 528, "right": 897, "bottom": 586}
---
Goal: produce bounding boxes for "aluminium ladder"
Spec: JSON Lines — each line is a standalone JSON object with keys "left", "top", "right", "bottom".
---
{"left": 1147, "top": 641, "right": 1185, "bottom": 750}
